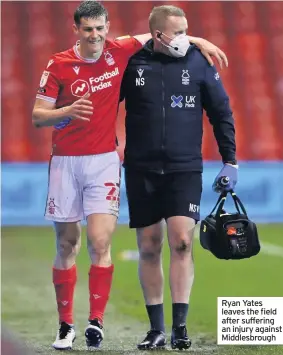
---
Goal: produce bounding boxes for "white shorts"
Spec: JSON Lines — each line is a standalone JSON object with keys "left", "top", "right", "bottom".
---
{"left": 45, "top": 152, "right": 121, "bottom": 222}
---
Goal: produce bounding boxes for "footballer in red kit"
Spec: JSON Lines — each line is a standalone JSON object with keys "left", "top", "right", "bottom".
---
{"left": 37, "top": 37, "right": 142, "bottom": 156}
{"left": 32, "top": 1, "right": 228, "bottom": 351}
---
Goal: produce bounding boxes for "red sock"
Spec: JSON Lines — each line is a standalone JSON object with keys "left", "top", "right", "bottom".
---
{"left": 53, "top": 265, "right": 77, "bottom": 325}
{"left": 89, "top": 264, "right": 114, "bottom": 324}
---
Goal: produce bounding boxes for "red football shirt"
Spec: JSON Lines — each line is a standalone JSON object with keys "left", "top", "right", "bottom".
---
{"left": 36, "top": 37, "right": 143, "bottom": 156}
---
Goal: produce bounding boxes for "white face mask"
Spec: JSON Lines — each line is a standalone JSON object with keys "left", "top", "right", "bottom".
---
{"left": 159, "top": 32, "right": 190, "bottom": 58}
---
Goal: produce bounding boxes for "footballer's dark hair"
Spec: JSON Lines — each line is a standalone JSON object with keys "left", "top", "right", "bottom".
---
{"left": 74, "top": 1, "right": 108, "bottom": 25}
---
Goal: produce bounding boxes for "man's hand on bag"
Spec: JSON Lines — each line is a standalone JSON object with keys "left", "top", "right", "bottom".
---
{"left": 212, "top": 163, "right": 238, "bottom": 193}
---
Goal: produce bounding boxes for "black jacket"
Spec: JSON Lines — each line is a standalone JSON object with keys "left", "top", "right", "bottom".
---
{"left": 120, "top": 40, "right": 236, "bottom": 173}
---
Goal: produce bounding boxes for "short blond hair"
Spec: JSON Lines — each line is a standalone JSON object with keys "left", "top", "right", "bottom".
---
{"left": 149, "top": 5, "right": 185, "bottom": 34}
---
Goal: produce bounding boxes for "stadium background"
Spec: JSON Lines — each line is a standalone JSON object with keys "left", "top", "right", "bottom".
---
{"left": 2, "top": 1, "right": 283, "bottom": 225}
{"left": 2, "top": 2, "right": 283, "bottom": 354}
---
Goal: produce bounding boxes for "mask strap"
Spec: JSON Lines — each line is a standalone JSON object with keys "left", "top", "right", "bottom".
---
{"left": 157, "top": 32, "right": 173, "bottom": 41}
{"left": 157, "top": 32, "right": 179, "bottom": 51}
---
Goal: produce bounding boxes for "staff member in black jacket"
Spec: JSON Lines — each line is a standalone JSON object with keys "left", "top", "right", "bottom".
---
{"left": 120, "top": 5, "right": 238, "bottom": 351}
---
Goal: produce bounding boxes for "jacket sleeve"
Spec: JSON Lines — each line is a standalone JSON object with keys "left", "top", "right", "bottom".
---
{"left": 119, "top": 66, "right": 127, "bottom": 103}
{"left": 119, "top": 77, "right": 125, "bottom": 103}
{"left": 201, "top": 64, "right": 236, "bottom": 162}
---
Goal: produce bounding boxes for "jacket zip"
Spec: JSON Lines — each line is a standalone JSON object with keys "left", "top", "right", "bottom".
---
{"left": 161, "top": 64, "right": 165, "bottom": 174}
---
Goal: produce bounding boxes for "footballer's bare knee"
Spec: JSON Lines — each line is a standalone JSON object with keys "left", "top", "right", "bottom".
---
{"left": 137, "top": 222, "right": 164, "bottom": 263}
{"left": 87, "top": 235, "right": 111, "bottom": 266}
{"left": 54, "top": 221, "right": 81, "bottom": 269}
{"left": 167, "top": 216, "right": 195, "bottom": 256}
{"left": 170, "top": 232, "right": 194, "bottom": 257}
{"left": 172, "top": 237, "right": 193, "bottom": 255}
{"left": 86, "top": 213, "right": 117, "bottom": 266}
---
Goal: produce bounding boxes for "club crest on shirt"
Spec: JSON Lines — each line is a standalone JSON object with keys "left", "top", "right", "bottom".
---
{"left": 39, "top": 71, "right": 50, "bottom": 88}
{"left": 104, "top": 51, "right": 115, "bottom": 66}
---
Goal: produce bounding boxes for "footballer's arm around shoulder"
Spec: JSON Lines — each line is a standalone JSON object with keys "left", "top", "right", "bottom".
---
{"left": 32, "top": 98, "right": 67, "bottom": 128}
{"left": 132, "top": 33, "right": 211, "bottom": 46}
{"left": 133, "top": 33, "right": 151, "bottom": 45}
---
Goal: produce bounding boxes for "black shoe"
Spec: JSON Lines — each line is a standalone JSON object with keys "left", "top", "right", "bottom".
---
{"left": 85, "top": 319, "right": 104, "bottom": 349}
{"left": 137, "top": 330, "right": 166, "bottom": 350}
{"left": 171, "top": 325, "right": 191, "bottom": 350}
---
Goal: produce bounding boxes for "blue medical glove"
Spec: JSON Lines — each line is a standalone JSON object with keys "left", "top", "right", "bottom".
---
{"left": 213, "top": 164, "right": 238, "bottom": 193}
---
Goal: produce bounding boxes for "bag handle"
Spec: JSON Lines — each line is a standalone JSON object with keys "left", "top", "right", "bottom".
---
{"left": 215, "top": 190, "right": 247, "bottom": 218}
{"left": 230, "top": 191, "right": 248, "bottom": 216}
{"left": 208, "top": 191, "right": 227, "bottom": 216}
{"left": 207, "top": 189, "right": 247, "bottom": 218}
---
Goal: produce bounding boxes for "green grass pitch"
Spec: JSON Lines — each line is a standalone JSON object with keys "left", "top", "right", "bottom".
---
{"left": 2, "top": 224, "right": 283, "bottom": 355}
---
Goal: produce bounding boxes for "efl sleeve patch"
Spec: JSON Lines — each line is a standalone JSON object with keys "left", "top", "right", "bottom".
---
{"left": 36, "top": 57, "right": 60, "bottom": 99}
{"left": 39, "top": 71, "right": 50, "bottom": 88}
